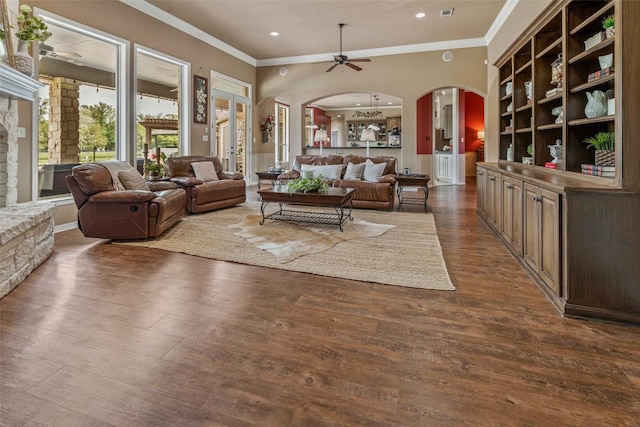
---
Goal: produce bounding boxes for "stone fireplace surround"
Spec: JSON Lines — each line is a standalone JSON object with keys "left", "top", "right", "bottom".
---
{"left": 0, "top": 62, "right": 56, "bottom": 298}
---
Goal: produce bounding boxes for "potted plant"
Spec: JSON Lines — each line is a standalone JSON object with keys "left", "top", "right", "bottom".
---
{"left": 145, "top": 161, "right": 163, "bottom": 178}
{"left": 0, "top": 5, "right": 51, "bottom": 75}
{"left": 287, "top": 175, "right": 329, "bottom": 193}
{"left": 602, "top": 15, "right": 615, "bottom": 38}
{"left": 522, "top": 144, "right": 534, "bottom": 164}
{"left": 584, "top": 131, "right": 615, "bottom": 166}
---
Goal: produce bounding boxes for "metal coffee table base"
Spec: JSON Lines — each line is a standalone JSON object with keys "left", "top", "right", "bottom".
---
{"left": 260, "top": 202, "right": 353, "bottom": 231}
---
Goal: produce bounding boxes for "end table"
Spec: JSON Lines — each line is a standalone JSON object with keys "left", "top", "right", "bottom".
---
{"left": 255, "top": 171, "right": 282, "bottom": 189}
{"left": 396, "top": 174, "right": 430, "bottom": 211}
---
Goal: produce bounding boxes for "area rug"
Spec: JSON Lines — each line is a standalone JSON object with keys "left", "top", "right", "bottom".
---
{"left": 115, "top": 204, "right": 454, "bottom": 290}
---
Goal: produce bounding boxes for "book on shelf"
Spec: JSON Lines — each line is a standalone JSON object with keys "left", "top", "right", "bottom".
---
{"left": 587, "top": 67, "right": 614, "bottom": 82}
{"left": 504, "top": 125, "right": 513, "bottom": 132}
{"left": 545, "top": 87, "right": 562, "bottom": 97}
{"left": 581, "top": 164, "right": 615, "bottom": 177}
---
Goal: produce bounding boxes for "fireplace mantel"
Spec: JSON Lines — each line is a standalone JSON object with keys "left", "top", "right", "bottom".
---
{"left": 0, "top": 62, "right": 43, "bottom": 101}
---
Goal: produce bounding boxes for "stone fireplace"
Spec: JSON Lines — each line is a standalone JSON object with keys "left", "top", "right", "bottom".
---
{"left": 0, "top": 62, "right": 56, "bottom": 298}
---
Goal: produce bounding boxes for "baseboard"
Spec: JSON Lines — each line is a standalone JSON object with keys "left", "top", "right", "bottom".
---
{"left": 55, "top": 222, "right": 77, "bottom": 233}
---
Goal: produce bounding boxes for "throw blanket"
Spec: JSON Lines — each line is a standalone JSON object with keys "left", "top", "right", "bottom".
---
{"left": 100, "top": 160, "right": 133, "bottom": 191}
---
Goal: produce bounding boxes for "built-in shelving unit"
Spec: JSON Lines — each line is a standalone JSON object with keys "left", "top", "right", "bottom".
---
{"left": 482, "top": 0, "right": 640, "bottom": 324}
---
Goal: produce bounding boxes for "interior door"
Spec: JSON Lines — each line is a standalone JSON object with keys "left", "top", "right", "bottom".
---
{"left": 212, "top": 90, "right": 251, "bottom": 175}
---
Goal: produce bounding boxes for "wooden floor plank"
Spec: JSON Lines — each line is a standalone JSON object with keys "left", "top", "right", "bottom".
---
{"left": 1, "top": 182, "right": 639, "bottom": 426}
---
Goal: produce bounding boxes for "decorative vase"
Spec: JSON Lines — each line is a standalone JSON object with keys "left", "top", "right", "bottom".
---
{"left": 14, "top": 41, "right": 34, "bottom": 77}
{"left": 606, "top": 26, "right": 615, "bottom": 39}
{"left": 595, "top": 150, "right": 615, "bottom": 166}
{"left": 584, "top": 90, "right": 608, "bottom": 118}
{"left": 262, "top": 131, "right": 268, "bottom": 143}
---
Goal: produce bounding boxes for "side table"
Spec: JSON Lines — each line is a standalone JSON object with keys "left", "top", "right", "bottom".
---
{"left": 255, "top": 171, "right": 282, "bottom": 189}
{"left": 396, "top": 174, "right": 430, "bottom": 211}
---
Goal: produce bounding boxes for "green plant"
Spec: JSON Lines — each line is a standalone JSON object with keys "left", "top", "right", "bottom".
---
{"left": 0, "top": 5, "right": 51, "bottom": 44}
{"left": 287, "top": 175, "right": 329, "bottom": 193}
{"left": 527, "top": 144, "right": 533, "bottom": 155}
{"left": 584, "top": 131, "right": 615, "bottom": 151}
{"left": 146, "top": 162, "right": 163, "bottom": 174}
{"left": 602, "top": 15, "right": 615, "bottom": 29}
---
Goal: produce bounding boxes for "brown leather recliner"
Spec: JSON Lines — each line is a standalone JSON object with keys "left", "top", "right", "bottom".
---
{"left": 165, "top": 155, "right": 246, "bottom": 214}
{"left": 66, "top": 162, "right": 187, "bottom": 239}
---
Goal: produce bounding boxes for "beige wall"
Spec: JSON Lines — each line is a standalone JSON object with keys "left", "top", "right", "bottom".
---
{"left": 485, "top": 0, "right": 554, "bottom": 162}
{"left": 20, "top": 0, "right": 256, "bottom": 226}
{"left": 256, "top": 47, "right": 488, "bottom": 174}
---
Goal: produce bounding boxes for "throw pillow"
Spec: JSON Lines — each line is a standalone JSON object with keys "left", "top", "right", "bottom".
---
{"left": 363, "top": 160, "right": 386, "bottom": 182}
{"left": 191, "top": 161, "right": 219, "bottom": 182}
{"left": 301, "top": 164, "right": 342, "bottom": 179}
{"left": 343, "top": 162, "right": 366, "bottom": 180}
{"left": 118, "top": 169, "right": 150, "bottom": 191}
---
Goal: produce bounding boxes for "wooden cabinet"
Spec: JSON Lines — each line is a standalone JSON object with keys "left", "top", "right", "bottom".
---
{"left": 435, "top": 153, "right": 454, "bottom": 183}
{"left": 346, "top": 120, "right": 387, "bottom": 143}
{"left": 476, "top": 166, "right": 487, "bottom": 217}
{"left": 485, "top": 169, "right": 502, "bottom": 231}
{"left": 501, "top": 176, "right": 523, "bottom": 256}
{"left": 482, "top": 0, "right": 640, "bottom": 324}
{"left": 523, "top": 183, "right": 561, "bottom": 295}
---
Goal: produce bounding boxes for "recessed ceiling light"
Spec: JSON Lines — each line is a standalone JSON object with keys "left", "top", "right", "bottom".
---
{"left": 270, "top": 31, "right": 279, "bottom": 36}
{"left": 415, "top": 12, "right": 426, "bottom": 18}
{"left": 356, "top": 103, "right": 361, "bottom": 106}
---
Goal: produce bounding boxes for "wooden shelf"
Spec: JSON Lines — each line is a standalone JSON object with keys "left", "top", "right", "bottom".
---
{"left": 570, "top": 74, "right": 615, "bottom": 93}
{"left": 515, "top": 103, "right": 533, "bottom": 112}
{"left": 515, "top": 127, "right": 533, "bottom": 133}
{"left": 536, "top": 38, "right": 562, "bottom": 59}
{"left": 500, "top": 94, "right": 513, "bottom": 101}
{"left": 538, "top": 93, "right": 563, "bottom": 104}
{"left": 538, "top": 123, "right": 563, "bottom": 130}
{"left": 515, "top": 61, "right": 532, "bottom": 74}
{"left": 500, "top": 75, "right": 513, "bottom": 85}
{"left": 569, "top": 1, "right": 615, "bottom": 35}
{"left": 568, "top": 115, "right": 614, "bottom": 126}
{"left": 569, "top": 37, "right": 615, "bottom": 64}
{"left": 501, "top": 111, "right": 512, "bottom": 117}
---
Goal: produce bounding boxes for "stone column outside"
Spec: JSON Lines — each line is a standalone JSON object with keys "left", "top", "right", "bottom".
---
{"left": 48, "top": 77, "right": 80, "bottom": 164}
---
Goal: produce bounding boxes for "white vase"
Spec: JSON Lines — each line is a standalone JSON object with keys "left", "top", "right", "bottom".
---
{"left": 14, "top": 41, "right": 34, "bottom": 77}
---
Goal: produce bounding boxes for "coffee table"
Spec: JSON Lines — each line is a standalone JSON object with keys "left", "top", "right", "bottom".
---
{"left": 258, "top": 187, "right": 355, "bottom": 231}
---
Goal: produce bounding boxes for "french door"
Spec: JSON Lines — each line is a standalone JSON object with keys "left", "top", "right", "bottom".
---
{"left": 212, "top": 90, "right": 251, "bottom": 175}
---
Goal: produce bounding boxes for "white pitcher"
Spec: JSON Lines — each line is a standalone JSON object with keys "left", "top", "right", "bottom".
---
{"left": 585, "top": 90, "right": 608, "bottom": 118}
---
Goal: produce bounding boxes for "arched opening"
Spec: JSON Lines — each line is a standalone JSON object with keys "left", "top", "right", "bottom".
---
{"left": 417, "top": 87, "right": 485, "bottom": 186}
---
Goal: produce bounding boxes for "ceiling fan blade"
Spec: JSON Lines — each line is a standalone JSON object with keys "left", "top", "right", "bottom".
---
{"left": 345, "top": 62, "right": 362, "bottom": 71}
{"left": 348, "top": 58, "right": 371, "bottom": 62}
{"left": 326, "top": 63, "right": 339, "bottom": 72}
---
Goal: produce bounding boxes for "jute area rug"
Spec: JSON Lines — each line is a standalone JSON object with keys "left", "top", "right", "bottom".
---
{"left": 116, "top": 203, "right": 454, "bottom": 291}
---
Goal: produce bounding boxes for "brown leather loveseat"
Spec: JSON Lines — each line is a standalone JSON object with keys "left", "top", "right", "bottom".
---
{"left": 166, "top": 155, "right": 246, "bottom": 214}
{"left": 66, "top": 160, "right": 187, "bottom": 239}
{"left": 278, "top": 154, "right": 397, "bottom": 210}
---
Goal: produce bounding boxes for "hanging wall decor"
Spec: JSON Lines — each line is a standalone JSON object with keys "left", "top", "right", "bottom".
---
{"left": 193, "top": 75, "right": 208, "bottom": 124}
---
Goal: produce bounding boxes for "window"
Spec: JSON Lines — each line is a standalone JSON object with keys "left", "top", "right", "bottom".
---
{"left": 275, "top": 102, "right": 289, "bottom": 165}
{"left": 35, "top": 10, "right": 128, "bottom": 200}
{"left": 135, "top": 45, "right": 190, "bottom": 164}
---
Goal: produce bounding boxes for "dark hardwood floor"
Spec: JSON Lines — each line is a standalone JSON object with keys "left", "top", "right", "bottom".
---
{"left": 2, "top": 180, "right": 639, "bottom": 426}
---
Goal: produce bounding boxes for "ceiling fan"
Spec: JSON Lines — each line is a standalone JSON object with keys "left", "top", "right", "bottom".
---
{"left": 325, "top": 23, "right": 371, "bottom": 72}
{"left": 39, "top": 43, "right": 84, "bottom": 66}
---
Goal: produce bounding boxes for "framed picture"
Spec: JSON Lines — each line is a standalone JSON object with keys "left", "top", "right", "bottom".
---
{"left": 193, "top": 75, "right": 208, "bottom": 124}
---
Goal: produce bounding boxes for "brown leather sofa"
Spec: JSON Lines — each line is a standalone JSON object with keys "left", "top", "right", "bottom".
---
{"left": 278, "top": 154, "right": 397, "bottom": 210}
{"left": 66, "top": 161, "right": 187, "bottom": 239}
{"left": 165, "top": 155, "right": 246, "bottom": 214}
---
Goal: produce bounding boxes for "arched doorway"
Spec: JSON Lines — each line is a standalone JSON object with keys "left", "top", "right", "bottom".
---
{"left": 417, "top": 88, "right": 485, "bottom": 186}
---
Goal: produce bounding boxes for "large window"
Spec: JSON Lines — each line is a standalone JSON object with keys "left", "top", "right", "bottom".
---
{"left": 35, "top": 10, "right": 128, "bottom": 200}
{"left": 135, "top": 45, "right": 190, "bottom": 165}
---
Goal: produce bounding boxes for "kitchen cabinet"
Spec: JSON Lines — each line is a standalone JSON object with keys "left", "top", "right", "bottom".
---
{"left": 485, "top": 168, "right": 502, "bottom": 231}
{"left": 501, "top": 175, "right": 523, "bottom": 256}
